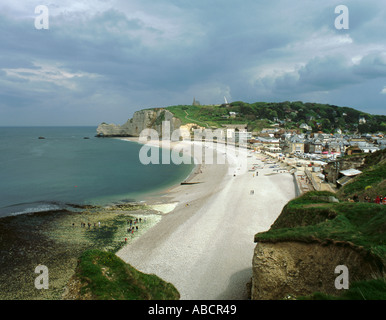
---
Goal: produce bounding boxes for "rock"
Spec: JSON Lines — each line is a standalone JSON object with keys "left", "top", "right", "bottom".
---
{"left": 96, "top": 109, "right": 182, "bottom": 138}
{"left": 328, "top": 196, "right": 339, "bottom": 203}
{"left": 251, "top": 241, "right": 383, "bottom": 300}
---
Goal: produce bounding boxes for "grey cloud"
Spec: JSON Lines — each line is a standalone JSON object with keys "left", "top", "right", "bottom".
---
{"left": 1, "top": 0, "right": 386, "bottom": 126}
{"left": 353, "top": 52, "right": 386, "bottom": 79}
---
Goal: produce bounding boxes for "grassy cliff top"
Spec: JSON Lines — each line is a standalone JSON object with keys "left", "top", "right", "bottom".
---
{"left": 256, "top": 150, "right": 386, "bottom": 248}
{"left": 255, "top": 149, "right": 386, "bottom": 262}
{"left": 255, "top": 191, "right": 386, "bottom": 262}
{"left": 67, "top": 249, "right": 180, "bottom": 300}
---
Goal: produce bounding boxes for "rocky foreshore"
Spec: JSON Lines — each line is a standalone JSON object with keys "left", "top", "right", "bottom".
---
{"left": 0, "top": 203, "right": 163, "bottom": 300}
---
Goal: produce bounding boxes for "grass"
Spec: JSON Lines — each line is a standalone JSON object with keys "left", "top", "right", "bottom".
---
{"left": 165, "top": 105, "right": 207, "bottom": 126}
{"left": 337, "top": 149, "right": 386, "bottom": 200}
{"left": 165, "top": 104, "right": 251, "bottom": 128}
{"left": 255, "top": 192, "right": 386, "bottom": 262}
{"left": 300, "top": 279, "right": 386, "bottom": 300}
{"left": 337, "top": 163, "right": 386, "bottom": 200}
{"left": 75, "top": 249, "right": 180, "bottom": 300}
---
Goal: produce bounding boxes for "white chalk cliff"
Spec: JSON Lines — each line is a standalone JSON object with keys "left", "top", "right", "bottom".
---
{"left": 96, "top": 109, "right": 182, "bottom": 137}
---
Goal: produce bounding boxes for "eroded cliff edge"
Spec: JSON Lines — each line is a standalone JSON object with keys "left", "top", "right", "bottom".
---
{"left": 96, "top": 109, "right": 182, "bottom": 137}
{"left": 251, "top": 189, "right": 386, "bottom": 300}
{"left": 252, "top": 240, "right": 383, "bottom": 300}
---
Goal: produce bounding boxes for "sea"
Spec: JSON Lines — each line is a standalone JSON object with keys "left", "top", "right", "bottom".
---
{"left": 0, "top": 127, "right": 195, "bottom": 218}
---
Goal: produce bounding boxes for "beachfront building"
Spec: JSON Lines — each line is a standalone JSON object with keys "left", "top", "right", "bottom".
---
{"left": 251, "top": 136, "right": 280, "bottom": 151}
{"left": 280, "top": 135, "right": 305, "bottom": 154}
{"left": 304, "top": 138, "right": 323, "bottom": 154}
{"left": 222, "top": 124, "right": 249, "bottom": 142}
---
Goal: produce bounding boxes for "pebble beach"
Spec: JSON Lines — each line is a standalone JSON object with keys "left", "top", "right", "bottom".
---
{"left": 117, "top": 140, "right": 297, "bottom": 300}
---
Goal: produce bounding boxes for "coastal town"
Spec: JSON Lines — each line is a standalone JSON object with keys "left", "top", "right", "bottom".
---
{"left": 247, "top": 126, "right": 385, "bottom": 195}
{"left": 177, "top": 119, "right": 385, "bottom": 198}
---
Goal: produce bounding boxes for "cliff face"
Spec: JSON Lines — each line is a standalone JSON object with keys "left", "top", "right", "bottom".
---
{"left": 251, "top": 241, "right": 383, "bottom": 300}
{"left": 96, "top": 109, "right": 182, "bottom": 137}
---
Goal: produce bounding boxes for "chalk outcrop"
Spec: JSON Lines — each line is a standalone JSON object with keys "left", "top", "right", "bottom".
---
{"left": 96, "top": 109, "right": 182, "bottom": 137}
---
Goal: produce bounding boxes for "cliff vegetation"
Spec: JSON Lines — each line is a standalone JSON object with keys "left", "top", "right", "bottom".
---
{"left": 253, "top": 149, "right": 386, "bottom": 300}
{"left": 165, "top": 101, "right": 386, "bottom": 133}
{"left": 63, "top": 249, "right": 180, "bottom": 300}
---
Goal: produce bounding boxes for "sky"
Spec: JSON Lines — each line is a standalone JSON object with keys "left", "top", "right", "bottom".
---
{"left": 0, "top": 0, "right": 385, "bottom": 126}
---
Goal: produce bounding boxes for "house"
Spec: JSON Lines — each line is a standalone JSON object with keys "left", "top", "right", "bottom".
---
{"left": 300, "top": 123, "right": 312, "bottom": 131}
{"left": 281, "top": 135, "right": 305, "bottom": 154}
{"left": 305, "top": 138, "right": 323, "bottom": 154}
{"left": 376, "top": 139, "right": 386, "bottom": 150}
{"left": 222, "top": 124, "right": 248, "bottom": 141}
{"left": 345, "top": 146, "right": 363, "bottom": 155}
{"left": 261, "top": 128, "right": 279, "bottom": 134}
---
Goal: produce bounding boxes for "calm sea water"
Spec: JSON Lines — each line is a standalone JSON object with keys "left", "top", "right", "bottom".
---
{"left": 0, "top": 127, "right": 194, "bottom": 218}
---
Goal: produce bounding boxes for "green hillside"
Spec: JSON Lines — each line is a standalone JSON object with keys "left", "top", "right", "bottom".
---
{"left": 337, "top": 149, "right": 386, "bottom": 201}
{"left": 254, "top": 149, "right": 386, "bottom": 299}
{"left": 164, "top": 101, "right": 386, "bottom": 133}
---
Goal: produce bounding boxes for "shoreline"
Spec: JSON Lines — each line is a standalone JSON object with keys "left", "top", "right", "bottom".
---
{"left": 116, "top": 137, "right": 202, "bottom": 205}
{"left": 0, "top": 137, "right": 197, "bottom": 220}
